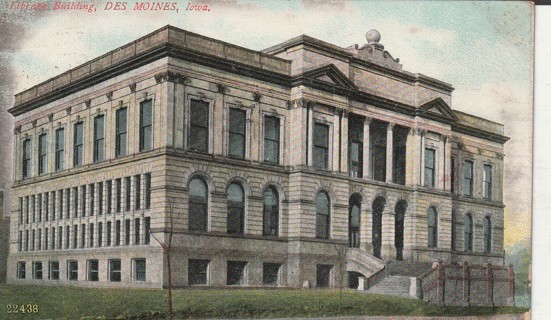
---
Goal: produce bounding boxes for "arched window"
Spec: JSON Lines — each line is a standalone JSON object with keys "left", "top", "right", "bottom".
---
{"left": 349, "top": 195, "right": 361, "bottom": 248}
{"left": 189, "top": 178, "right": 208, "bottom": 231}
{"left": 464, "top": 214, "right": 473, "bottom": 252}
{"left": 263, "top": 187, "right": 279, "bottom": 236}
{"left": 315, "top": 191, "right": 330, "bottom": 239}
{"left": 427, "top": 207, "right": 438, "bottom": 248}
{"left": 227, "top": 183, "right": 244, "bottom": 235}
{"left": 483, "top": 216, "right": 492, "bottom": 253}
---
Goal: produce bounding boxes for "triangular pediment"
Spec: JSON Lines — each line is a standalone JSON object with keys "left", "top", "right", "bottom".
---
{"left": 417, "top": 97, "right": 458, "bottom": 122}
{"left": 301, "top": 64, "right": 358, "bottom": 91}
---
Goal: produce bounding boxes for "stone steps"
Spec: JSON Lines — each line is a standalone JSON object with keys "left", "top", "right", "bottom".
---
{"left": 367, "top": 275, "right": 414, "bottom": 298}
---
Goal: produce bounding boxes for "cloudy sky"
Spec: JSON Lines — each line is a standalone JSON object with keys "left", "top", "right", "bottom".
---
{"left": 0, "top": 0, "right": 533, "bottom": 246}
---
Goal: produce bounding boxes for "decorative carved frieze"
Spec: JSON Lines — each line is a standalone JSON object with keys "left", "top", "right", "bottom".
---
{"left": 155, "top": 71, "right": 187, "bottom": 84}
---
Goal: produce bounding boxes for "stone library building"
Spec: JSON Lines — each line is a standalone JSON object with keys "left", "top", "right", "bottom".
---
{"left": 7, "top": 26, "right": 509, "bottom": 296}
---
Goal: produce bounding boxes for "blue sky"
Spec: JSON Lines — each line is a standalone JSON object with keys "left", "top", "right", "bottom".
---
{"left": 7, "top": 0, "right": 533, "bottom": 245}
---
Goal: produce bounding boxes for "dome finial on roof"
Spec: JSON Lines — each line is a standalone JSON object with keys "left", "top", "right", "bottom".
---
{"left": 366, "top": 29, "right": 381, "bottom": 44}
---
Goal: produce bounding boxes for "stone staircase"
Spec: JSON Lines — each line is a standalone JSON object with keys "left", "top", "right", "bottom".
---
{"left": 366, "top": 275, "right": 414, "bottom": 298}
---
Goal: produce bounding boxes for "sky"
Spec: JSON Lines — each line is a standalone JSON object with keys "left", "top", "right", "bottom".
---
{"left": 0, "top": 0, "right": 534, "bottom": 246}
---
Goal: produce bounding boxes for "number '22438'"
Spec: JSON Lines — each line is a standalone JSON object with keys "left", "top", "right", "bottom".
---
{"left": 6, "top": 304, "right": 39, "bottom": 314}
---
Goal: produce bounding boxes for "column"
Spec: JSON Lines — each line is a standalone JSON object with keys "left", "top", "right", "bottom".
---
{"left": 361, "top": 207, "right": 373, "bottom": 253}
{"left": 381, "top": 208, "right": 396, "bottom": 260}
{"left": 307, "top": 102, "right": 314, "bottom": 167}
{"left": 405, "top": 128, "right": 415, "bottom": 186}
{"left": 340, "top": 110, "right": 348, "bottom": 174}
{"left": 385, "top": 123, "right": 394, "bottom": 183}
{"left": 438, "top": 135, "right": 446, "bottom": 190}
{"left": 420, "top": 130, "right": 426, "bottom": 186}
{"left": 444, "top": 136, "right": 452, "bottom": 191}
{"left": 362, "top": 118, "right": 371, "bottom": 179}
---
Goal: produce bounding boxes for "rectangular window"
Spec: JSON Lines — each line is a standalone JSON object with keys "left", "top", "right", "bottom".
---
{"left": 189, "top": 99, "right": 209, "bottom": 152}
{"left": 58, "top": 190, "right": 63, "bottom": 220}
{"left": 44, "top": 228, "right": 48, "bottom": 250}
{"left": 125, "top": 219, "right": 131, "bottom": 245}
{"left": 18, "top": 230, "right": 22, "bottom": 251}
{"left": 57, "top": 226, "right": 62, "bottom": 249}
{"left": 98, "top": 222, "right": 103, "bottom": 247}
{"left": 67, "top": 261, "right": 78, "bottom": 280}
{"left": 51, "top": 192, "right": 56, "bottom": 221}
{"left": 89, "top": 184, "right": 95, "bottom": 216}
{"left": 135, "top": 218, "right": 140, "bottom": 245}
{"left": 37, "top": 194, "right": 42, "bottom": 222}
{"left": 98, "top": 182, "right": 103, "bottom": 215}
{"left": 115, "top": 179, "right": 122, "bottom": 213}
{"left": 25, "top": 196, "right": 29, "bottom": 224}
{"left": 22, "top": 139, "right": 32, "bottom": 178}
{"left": 80, "top": 186, "right": 86, "bottom": 217}
{"left": 115, "top": 220, "right": 121, "bottom": 246}
{"left": 316, "top": 264, "right": 332, "bottom": 288}
{"left": 31, "top": 229, "right": 35, "bottom": 251}
{"left": 38, "top": 133, "right": 48, "bottom": 175}
{"left": 25, "top": 230, "right": 29, "bottom": 251}
{"left": 65, "top": 227, "right": 70, "bottom": 249}
{"left": 424, "top": 148, "right": 436, "bottom": 188}
{"left": 313, "top": 123, "right": 329, "bottom": 169}
{"left": 263, "top": 263, "right": 281, "bottom": 286}
{"left": 144, "top": 217, "right": 150, "bottom": 245}
{"left": 93, "top": 115, "right": 105, "bottom": 162}
{"left": 89, "top": 223, "right": 94, "bottom": 247}
{"left": 227, "top": 261, "right": 247, "bottom": 286}
{"left": 80, "top": 223, "right": 86, "bottom": 248}
{"left": 140, "top": 100, "right": 153, "bottom": 152}
{"left": 228, "top": 108, "right": 246, "bottom": 158}
{"left": 125, "top": 177, "right": 131, "bottom": 212}
{"left": 50, "top": 227, "right": 56, "bottom": 250}
{"left": 483, "top": 164, "right": 493, "bottom": 200}
{"left": 73, "top": 225, "right": 78, "bottom": 249}
{"left": 106, "top": 181, "right": 112, "bottom": 214}
{"left": 106, "top": 221, "right": 112, "bottom": 246}
{"left": 19, "top": 197, "right": 22, "bottom": 224}
{"left": 188, "top": 259, "right": 209, "bottom": 285}
{"left": 65, "top": 189, "right": 70, "bottom": 219}
{"left": 133, "top": 259, "right": 146, "bottom": 282}
{"left": 37, "top": 229, "right": 42, "bottom": 250}
{"left": 87, "top": 260, "right": 99, "bottom": 281}
{"left": 73, "top": 187, "right": 78, "bottom": 218}
{"left": 264, "top": 116, "right": 280, "bottom": 164}
{"left": 73, "top": 122, "right": 84, "bottom": 167}
{"left": 49, "top": 261, "right": 60, "bottom": 280}
{"left": 348, "top": 116, "right": 364, "bottom": 178}
{"left": 32, "top": 261, "right": 43, "bottom": 279}
{"left": 109, "top": 259, "right": 122, "bottom": 282}
{"left": 463, "top": 160, "right": 474, "bottom": 196}
{"left": 17, "top": 261, "right": 26, "bottom": 279}
{"left": 55, "top": 128, "right": 65, "bottom": 171}
{"left": 116, "top": 108, "right": 128, "bottom": 157}
{"left": 135, "top": 175, "right": 141, "bottom": 210}
{"left": 144, "top": 173, "right": 151, "bottom": 209}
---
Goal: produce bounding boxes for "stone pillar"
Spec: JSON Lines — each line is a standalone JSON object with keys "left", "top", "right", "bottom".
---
{"left": 307, "top": 103, "right": 314, "bottom": 167}
{"left": 386, "top": 123, "right": 394, "bottom": 183}
{"left": 508, "top": 264, "right": 515, "bottom": 306}
{"left": 340, "top": 110, "right": 349, "bottom": 174}
{"left": 381, "top": 209, "right": 396, "bottom": 260}
{"left": 361, "top": 208, "right": 373, "bottom": 253}
{"left": 362, "top": 118, "right": 371, "bottom": 179}
{"left": 437, "top": 261, "right": 446, "bottom": 306}
{"left": 485, "top": 263, "right": 494, "bottom": 306}
{"left": 420, "top": 130, "right": 426, "bottom": 186}
{"left": 405, "top": 128, "right": 415, "bottom": 186}
{"left": 444, "top": 136, "right": 452, "bottom": 191}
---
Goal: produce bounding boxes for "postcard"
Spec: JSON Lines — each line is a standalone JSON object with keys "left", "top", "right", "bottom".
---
{"left": 0, "top": 1, "right": 534, "bottom": 319}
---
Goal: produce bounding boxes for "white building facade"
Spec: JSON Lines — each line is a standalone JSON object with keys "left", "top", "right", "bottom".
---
{"left": 7, "top": 26, "right": 507, "bottom": 288}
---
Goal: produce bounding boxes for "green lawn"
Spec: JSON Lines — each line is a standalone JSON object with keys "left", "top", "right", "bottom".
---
{"left": 0, "top": 284, "right": 528, "bottom": 319}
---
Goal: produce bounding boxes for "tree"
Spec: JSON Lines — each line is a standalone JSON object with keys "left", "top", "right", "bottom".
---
{"left": 333, "top": 242, "right": 348, "bottom": 312}
{"left": 150, "top": 197, "right": 176, "bottom": 319}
